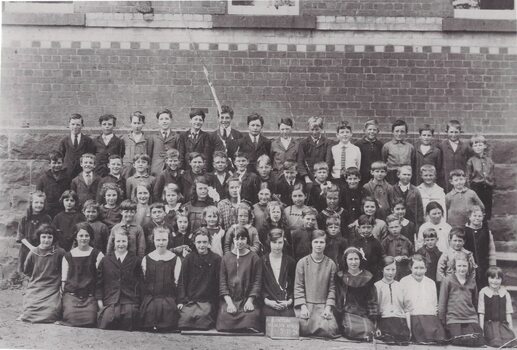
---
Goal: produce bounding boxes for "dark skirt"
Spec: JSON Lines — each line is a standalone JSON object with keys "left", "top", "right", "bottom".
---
{"left": 139, "top": 295, "right": 179, "bottom": 331}
{"left": 98, "top": 303, "right": 139, "bottom": 331}
{"left": 178, "top": 301, "right": 215, "bottom": 330}
{"left": 447, "top": 322, "right": 486, "bottom": 347}
{"left": 216, "top": 299, "right": 262, "bottom": 332}
{"left": 295, "top": 303, "right": 339, "bottom": 339}
{"left": 341, "top": 312, "right": 375, "bottom": 341}
{"left": 262, "top": 305, "right": 295, "bottom": 318}
{"left": 484, "top": 320, "right": 517, "bottom": 348}
{"left": 61, "top": 293, "right": 97, "bottom": 327}
{"left": 377, "top": 317, "right": 411, "bottom": 344}
{"left": 410, "top": 315, "right": 446, "bottom": 344}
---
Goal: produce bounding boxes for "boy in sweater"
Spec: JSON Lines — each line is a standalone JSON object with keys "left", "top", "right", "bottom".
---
{"left": 445, "top": 169, "right": 484, "bottom": 228}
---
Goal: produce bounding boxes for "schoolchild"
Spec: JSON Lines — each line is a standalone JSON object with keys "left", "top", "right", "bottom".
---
{"left": 270, "top": 117, "right": 299, "bottom": 180}
{"left": 415, "top": 228, "right": 442, "bottom": 283}
{"left": 58, "top": 113, "right": 95, "bottom": 178}
{"left": 362, "top": 161, "right": 394, "bottom": 220}
{"left": 82, "top": 200, "right": 110, "bottom": 254}
{"left": 414, "top": 124, "right": 441, "bottom": 186}
{"left": 126, "top": 154, "right": 155, "bottom": 203}
{"left": 355, "top": 119, "right": 383, "bottom": 186}
{"left": 121, "top": 111, "right": 153, "bottom": 178}
{"left": 93, "top": 114, "right": 125, "bottom": 178}
{"left": 153, "top": 148, "right": 183, "bottom": 201}
{"left": 52, "top": 190, "right": 86, "bottom": 251}
{"left": 35, "top": 150, "right": 71, "bottom": 218}
{"left": 70, "top": 153, "right": 100, "bottom": 208}
{"left": 417, "top": 164, "right": 447, "bottom": 220}
{"left": 416, "top": 201, "right": 451, "bottom": 252}
{"left": 98, "top": 182, "right": 122, "bottom": 230}
{"left": 439, "top": 120, "right": 472, "bottom": 192}
{"left": 176, "top": 108, "right": 213, "bottom": 171}
{"left": 381, "top": 119, "right": 415, "bottom": 185}
{"left": 107, "top": 199, "right": 146, "bottom": 258}
{"left": 150, "top": 108, "right": 177, "bottom": 176}
{"left": 96, "top": 154, "right": 126, "bottom": 203}
{"left": 326, "top": 121, "right": 361, "bottom": 184}
{"left": 445, "top": 169, "right": 484, "bottom": 228}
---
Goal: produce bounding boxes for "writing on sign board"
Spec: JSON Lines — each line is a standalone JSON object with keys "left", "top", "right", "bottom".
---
{"left": 265, "top": 316, "right": 299, "bottom": 340}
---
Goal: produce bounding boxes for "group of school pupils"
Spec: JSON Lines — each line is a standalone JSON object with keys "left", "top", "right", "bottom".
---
{"left": 15, "top": 106, "right": 514, "bottom": 347}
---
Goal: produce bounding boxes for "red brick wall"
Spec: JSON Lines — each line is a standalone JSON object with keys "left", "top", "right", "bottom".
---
{"left": 300, "top": 0, "right": 453, "bottom": 17}
{"left": 1, "top": 41, "right": 516, "bottom": 133}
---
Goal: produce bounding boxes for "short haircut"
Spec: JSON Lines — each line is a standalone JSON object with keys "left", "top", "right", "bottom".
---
{"left": 361, "top": 196, "right": 378, "bottom": 210}
{"left": 156, "top": 108, "right": 173, "bottom": 120}
{"left": 72, "top": 222, "right": 95, "bottom": 243}
{"left": 133, "top": 153, "right": 151, "bottom": 164}
{"left": 218, "top": 105, "right": 234, "bottom": 119}
{"left": 130, "top": 110, "right": 145, "bottom": 123}
{"left": 268, "top": 228, "right": 284, "bottom": 243}
{"left": 326, "top": 215, "right": 341, "bottom": 226}
{"left": 234, "top": 226, "right": 250, "bottom": 242}
{"left": 98, "top": 183, "right": 122, "bottom": 205}
{"left": 391, "top": 198, "right": 406, "bottom": 209}
{"left": 391, "top": 119, "right": 408, "bottom": 133}
{"left": 425, "top": 201, "right": 444, "bottom": 215}
{"left": 345, "top": 167, "right": 361, "bottom": 179}
{"left": 189, "top": 108, "right": 206, "bottom": 121}
{"left": 397, "top": 165, "right": 412, "bottom": 175}
{"left": 203, "top": 205, "right": 220, "bottom": 221}
{"left": 357, "top": 214, "right": 375, "bottom": 226}
{"left": 302, "top": 207, "right": 318, "bottom": 218}
{"left": 82, "top": 199, "right": 99, "bottom": 213}
{"left": 420, "top": 164, "right": 436, "bottom": 175}
{"left": 449, "top": 227, "right": 466, "bottom": 241}
{"left": 307, "top": 116, "right": 323, "bottom": 128}
{"left": 468, "top": 205, "right": 485, "bottom": 217}
{"left": 343, "top": 247, "right": 367, "bottom": 267}
{"left": 35, "top": 224, "right": 57, "bottom": 243}
{"left": 213, "top": 151, "right": 228, "bottom": 160}
{"left": 193, "top": 227, "right": 211, "bottom": 243}
{"left": 470, "top": 134, "right": 487, "bottom": 146}
{"left": 153, "top": 226, "right": 171, "bottom": 238}
{"left": 278, "top": 117, "right": 293, "bottom": 128}
{"left": 108, "top": 154, "right": 122, "bottom": 163}
{"left": 324, "top": 184, "right": 340, "bottom": 198}
{"left": 188, "top": 152, "right": 205, "bottom": 163}
{"left": 282, "top": 160, "right": 297, "bottom": 171}
{"left": 119, "top": 199, "right": 137, "bottom": 211}
{"left": 227, "top": 176, "right": 242, "bottom": 187}
{"left": 99, "top": 113, "right": 116, "bottom": 126}
{"left": 247, "top": 112, "right": 264, "bottom": 126}
{"left": 48, "top": 150, "right": 63, "bottom": 162}
{"left": 486, "top": 266, "right": 504, "bottom": 282}
{"left": 256, "top": 154, "right": 272, "bottom": 166}
{"left": 311, "top": 229, "right": 326, "bottom": 241}
{"left": 382, "top": 255, "right": 396, "bottom": 268}
{"left": 237, "top": 202, "right": 254, "bottom": 222}
{"left": 60, "top": 190, "right": 78, "bottom": 206}
{"left": 149, "top": 202, "right": 166, "bottom": 212}
{"left": 422, "top": 228, "right": 437, "bottom": 239}
{"left": 370, "top": 161, "right": 387, "bottom": 171}
{"left": 364, "top": 119, "right": 379, "bottom": 129}
{"left": 313, "top": 161, "right": 329, "bottom": 172}
{"left": 451, "top": 251, "right": 472, "bottom": 271}
{"left": 385, "top": 214, "right": 400, "bottom": 225}
{"left": 162, "top": 183, "right": 183, "bottom": 203}
{"left": 69, "top": 113, "right": 84, "bottom": 125}
{"left": 336, "top": 120, "right": 352, "bottom": 133}
{"left": 233, "top": 151, "right": 249, "bottom": 160}
{"left": 409, "top": 254, "right": 425, "bottom": 267}
{"left": 418, "top": 124, "right": 434, "bottom": 135}
{"left": 165, "top": 148, "right": 180, "bottom": 160}
{"left": 446, "top": 120, "right": 462, "bottom": 132}
{"left": 80, "top": 153, "right": 96, "bottom": 163}
{"left": 449, "top": 169, "right": 466, "bottom": 179}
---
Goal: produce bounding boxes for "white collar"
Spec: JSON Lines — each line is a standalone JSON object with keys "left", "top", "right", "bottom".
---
{"left": 114, "top": 251, "right": 128, "bottom": 262}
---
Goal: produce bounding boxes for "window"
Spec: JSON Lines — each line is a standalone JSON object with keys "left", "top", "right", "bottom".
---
{"left": 227, "top": 0, "right": 299, "bottom": 15}
{"left": 453, "top": 0, "right": 516, "bottom": 19}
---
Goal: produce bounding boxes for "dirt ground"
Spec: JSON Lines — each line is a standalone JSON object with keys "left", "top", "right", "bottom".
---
{"left": 0, "top": 288, "right": 507, "bottom": 350}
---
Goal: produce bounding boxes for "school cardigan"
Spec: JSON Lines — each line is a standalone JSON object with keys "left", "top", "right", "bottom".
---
{"left": 149, "top": 131, "right": 178, "bottom": 176}
{"left": 70, "top": 172, "right": 101, "bottom": 208}
{"left": 270, "top": 137, "right": 299, "bottom": 174}
{"left": 95, "top": 252, "right": 142, "bottom": 305}
{"left": 296, "top": 136, "right": 333, "bottom": 180}
{"left": 227, "top": 134, "right": 272, "bottom": 172}
{"left": 261, "top": 254, "right": 296, "bottom": 302}
{"left": 391, "top": 183, "right": 425, "bottom": 226}
{"left": 176, "top": 129, "right": 214, "bottom": 171}
{"left": 445, "top": 188, "right": 484, "bottom": 228}
{"left": 58, "top": 133, "right": 96, "bottom": 178}
{"left": 177, "top": 250, "right": 221, "bottom": 304}
{"left": 35, "top": 169, "right": 71, "bottom": 216}
{"left": 438, "top": 274, "right": 478, "bottom": 325}
{"left": 294, "top": 255, "right": 336, "bottom": 307}
{"left": 93, "top": 134, "right": 125, "bottom": 177}
{"left": 355, "top": 137, "right": 383, "bottom": 184}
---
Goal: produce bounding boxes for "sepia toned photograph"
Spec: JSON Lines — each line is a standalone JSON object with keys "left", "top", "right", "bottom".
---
{"left": 0, "top": 0, "right": 516, "bottom": 348}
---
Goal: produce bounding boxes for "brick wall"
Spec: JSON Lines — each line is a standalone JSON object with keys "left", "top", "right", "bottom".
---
{"left": 300, "top": 0, "right": 453, "bottom": 18}
{"left": 2, "top": 37, "right": 516, "bottom": 133}
{"left": 73, "top": 1, "right": 227, "bottom": 15}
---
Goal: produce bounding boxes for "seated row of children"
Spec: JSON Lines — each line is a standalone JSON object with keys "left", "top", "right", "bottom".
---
{"left": 19, "top": 219, "right": 513, "bottom": 347}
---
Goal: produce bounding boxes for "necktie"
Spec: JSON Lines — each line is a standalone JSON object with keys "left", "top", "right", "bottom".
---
{"left": 222, "top": 128, "right": 228, "bottom": 140}
{"left": 74, "top": 134, "right": 78, "bottom": 148}
{"left": 85, "top": 173, "right": 91, "bottom": 186}
{"left": 162, "top": 131, "right": 167, "bottom": 139}
{"left": 117, "top": 257, "right": 122, "bottom": 264}
{"left": 340, "top": 144, "right": 347, "bottom": 172}
{"left": 253, "top": 136, "right": 258, "bottom": 148}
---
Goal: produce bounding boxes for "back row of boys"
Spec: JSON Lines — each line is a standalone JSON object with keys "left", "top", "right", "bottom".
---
{"left": 40, "top": 106, "right": 493, "bottom": 225}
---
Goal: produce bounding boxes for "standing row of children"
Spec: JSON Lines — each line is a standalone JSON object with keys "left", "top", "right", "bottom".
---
{"left": 16, "top": 110, "right": 511, "bottom": 347}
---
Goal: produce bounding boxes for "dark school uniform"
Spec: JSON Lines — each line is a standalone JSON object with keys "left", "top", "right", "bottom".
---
{"left": 58, "top": 133, "right": 96, "bottom": 179}
{"left": 261, "top": 254, "right": 296, "bottom": 318}
{"left": 176, "top": 129, "right": 213, "bottom": 171}
{"left": 70, "top": 172, "right": 101, "bottom": 209}
{"left": 35, "top": 168, "right": 71, "bottom": 218}
{"left": 92, "top": 134, "right": 125, "bottom": 178}
{"left": 355, "top": 137, "right": 383, "bottom": 186}
{"left": 153, "top": 168, "right": 182, "bottom": 201}
{"left": 438, "top": 139, "right": 472, "bottom": 191}
{"left": 296, "top": 135, "right": 333, "bottom": 182}
{"left": 149, "top": 130, "right": 177, "bottom": 176}
{"left": 228, "top": 133, "right": 271, "bottom": 173}
{"left": 52, "top": 210, "right": 86, "bottom": 251}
